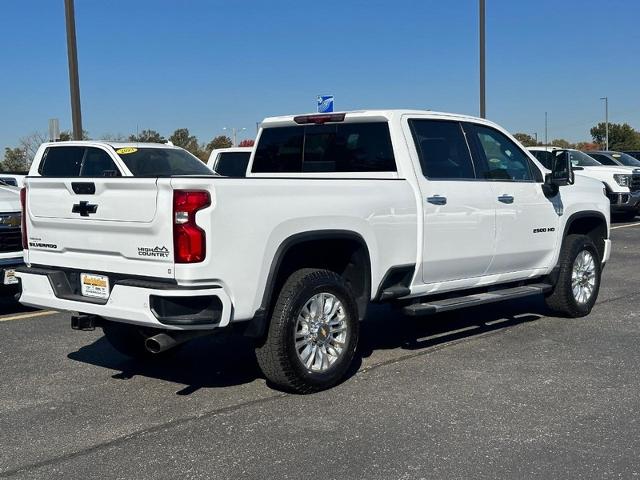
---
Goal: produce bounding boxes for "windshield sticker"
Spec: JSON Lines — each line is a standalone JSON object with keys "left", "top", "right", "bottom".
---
{"left": 116, "top": 147, "right": 138, "bottom": 155}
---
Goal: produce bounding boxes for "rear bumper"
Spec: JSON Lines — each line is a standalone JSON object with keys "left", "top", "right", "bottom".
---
{"left": 15, "top": 267, "right": 232, "bottom": 330}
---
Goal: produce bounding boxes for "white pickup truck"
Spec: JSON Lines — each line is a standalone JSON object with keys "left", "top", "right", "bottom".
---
{"left": 17, "top": 110, "right": 611, "bottom": 393}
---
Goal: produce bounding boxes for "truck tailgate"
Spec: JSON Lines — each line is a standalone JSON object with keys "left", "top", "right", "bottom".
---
{"left": 24, "top": 178, "right": 175, "bottom": 279}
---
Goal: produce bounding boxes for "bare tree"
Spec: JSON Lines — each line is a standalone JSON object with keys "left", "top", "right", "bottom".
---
{"left": 100, "top": 133, "right": 128, "bottom": 142}
{"left": 18, "top": 131, "right": 49, "bottom": 169}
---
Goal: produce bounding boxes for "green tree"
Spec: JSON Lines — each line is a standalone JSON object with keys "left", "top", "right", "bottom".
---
{"left": 169, "top": 128, "right": 201, "bottom": 156}
{"left": 550, "top": 138, "right": 572, "bottom": 148}
{"left": 513, "top": 133, "right": 538, "bottom": 147}
{"left": 206, "top": 135, "right": 233, "bottom": 152}
{"left": 590, "top": 122, "right": 640, "bottom": 150}
{"left": 1, "top": 147, "right": 27, "bottom": 172}
{"left": 128, "top": 129, "right": 166, "bottom": 143}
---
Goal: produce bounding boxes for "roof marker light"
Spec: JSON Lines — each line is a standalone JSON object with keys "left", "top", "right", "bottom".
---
{"left": 293, "top": 113, "right": 346, "bottom": 125}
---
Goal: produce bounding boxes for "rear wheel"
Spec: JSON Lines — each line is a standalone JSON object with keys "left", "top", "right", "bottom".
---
{"left": 545, "top": 234, "right": 601, "bottom": 317}
{"left": 255, "top": 268, "right": 359, "bottom": 394}
{"left": 102, "top": 321, "right": 170, "bottom": 360}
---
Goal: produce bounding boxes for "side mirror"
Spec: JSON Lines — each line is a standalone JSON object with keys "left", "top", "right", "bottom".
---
{"left": 550, "top": 150, "right": 574, "bottom": 186}
{"left": 542, "top": 150, "right": 574, "bottom": 197}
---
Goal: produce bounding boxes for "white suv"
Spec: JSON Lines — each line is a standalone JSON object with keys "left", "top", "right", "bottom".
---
{"left": 529, "top": 147, "right": 640, "bottom": 221}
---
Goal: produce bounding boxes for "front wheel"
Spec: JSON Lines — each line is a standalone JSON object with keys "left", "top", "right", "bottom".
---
{"left": 545, "top": 234, "right": 602, "bottom": 317}
{"left": 255, "top": 268, "right": 359, "bottom": 394}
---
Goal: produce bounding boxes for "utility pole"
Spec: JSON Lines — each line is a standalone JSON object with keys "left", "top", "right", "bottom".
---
{"left": 544, "top": 112, "right": 548, "bottom": 145}
{"left": 600, "top": 97, "right": 609, "bottom": 150}
{"left": 64, "top": 0, "right": 83, "bottom": 140}
{"left": 479, "top": 0, "right": 486, "bottom": 118}
{"left": 534, "top": 132, "right": 538, "bottom": 144}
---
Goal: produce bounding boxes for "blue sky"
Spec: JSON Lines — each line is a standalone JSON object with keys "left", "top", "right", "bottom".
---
{"left": 1, "top": 0, "right": 639, "bottom": 153}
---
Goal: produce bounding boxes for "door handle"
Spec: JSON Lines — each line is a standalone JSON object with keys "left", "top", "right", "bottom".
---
{"left": 498, "top": 194, "right": 514, "bottom": 204}
{"left": 427, "top": 195, "right": 447, "bottom": 205}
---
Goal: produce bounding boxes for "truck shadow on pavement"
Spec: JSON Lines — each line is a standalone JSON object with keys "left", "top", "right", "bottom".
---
{"left": 68, "top": 295, "right": 546, "bottom": 395}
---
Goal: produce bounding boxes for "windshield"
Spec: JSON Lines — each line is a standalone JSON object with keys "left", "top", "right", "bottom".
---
{"left": 112, "top": 146, "right": 213, "bottom": 176}
{"left": 612, "top": 152, "right": 640, "bottom": 167}
{"left": 559, "top": 150, "right": 602, "bottom": 167}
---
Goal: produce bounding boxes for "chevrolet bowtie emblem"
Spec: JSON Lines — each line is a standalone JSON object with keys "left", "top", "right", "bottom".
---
{"left": 72, "top": 201, "right": 98, "bottom": 217}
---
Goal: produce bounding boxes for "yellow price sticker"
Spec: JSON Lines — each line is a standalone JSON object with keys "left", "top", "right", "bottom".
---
{"left": 116, "top": 147, "right": 138, "bottom": 155}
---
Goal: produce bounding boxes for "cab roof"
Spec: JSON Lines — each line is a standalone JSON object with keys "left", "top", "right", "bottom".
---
{"left": 260, "top": 109, "right": 499, "bottom": 128}
{"left": 39, "top": 140, "right": 179, "bottom": 150}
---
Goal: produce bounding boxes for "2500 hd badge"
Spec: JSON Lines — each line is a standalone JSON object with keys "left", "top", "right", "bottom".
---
{"left": 533, "top": 227, "right": 556, "bottom": 234}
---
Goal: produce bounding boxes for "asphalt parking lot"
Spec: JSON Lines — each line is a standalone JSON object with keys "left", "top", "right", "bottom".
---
{"left": 1, "top": 221, "right": 640, "bottom": 479}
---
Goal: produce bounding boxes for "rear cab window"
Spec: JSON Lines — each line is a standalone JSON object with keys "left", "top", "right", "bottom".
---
{"left": 251, "top": 122, "right": 396, "bottom": 174}
{"left": 214, "top": 152, "right": 251, "bottom": 177}
{"left": 38, "top": 146, "right": 121, "bottom": 177}
{"left": 112, "top": 147, "right": 212, "bottom": 176}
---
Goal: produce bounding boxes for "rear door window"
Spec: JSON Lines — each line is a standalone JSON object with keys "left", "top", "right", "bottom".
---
{"left": 251, "top": 122, "right": 396, "bottom": 173}
{"left": 408, "top": 119, "right": 476, "bottom": 179}
{"left": 39, "top": 146, "right": 85, "bottom": 176}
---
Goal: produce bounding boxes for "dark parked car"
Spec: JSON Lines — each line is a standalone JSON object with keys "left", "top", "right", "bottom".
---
{"left": 623, "top": 151, "right": 640, "bottom": 161}
{"left": 586, "top": 151, "right": 640, "bottom": 169}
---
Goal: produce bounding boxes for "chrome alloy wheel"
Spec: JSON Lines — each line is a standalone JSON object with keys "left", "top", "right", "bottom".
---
{"left": 294, "top": 292, "right": 348, "bottom": 372}
{"left": 571, "top": 250, "right": 596, "bottom": 305}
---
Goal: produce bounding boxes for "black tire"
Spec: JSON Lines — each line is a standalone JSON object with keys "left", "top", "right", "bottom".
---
{"left": 102, "top": 321, "right": 171, "bottom": 360}
{"left": 255, "top": 268, "right": 359, "bottom": 394}
{"left": 545, "top": 234, "right": 601, "bottom": 318}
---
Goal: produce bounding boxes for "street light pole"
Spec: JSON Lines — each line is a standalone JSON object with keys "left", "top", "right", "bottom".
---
{"left": 64, "top": 0, "right": 83, "bottom": 140}
{"left": 600, "top": 97, "right": 609, "bottom": 150}
{"left": 479, "top": 0, "right": 486, "bottom": 118}
{"left": 544, "top": 112, "right": 548, "bottom": 145}
{"left": 223, "top": 127, "right": 246, "bottom": 147}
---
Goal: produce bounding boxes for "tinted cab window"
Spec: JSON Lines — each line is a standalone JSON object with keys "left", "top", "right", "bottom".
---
{"left": 408, "top": 120, "right": 476, "bottom": 179}
{"left": 214, "top": 152, "right": 251, "bottom": 177}
{"left": 587, "top": 153, "right": 617, "bottom": 165}
{"left": 113, "top": 147, "right": 212, "bottom": 176}
{"left": 530, "top": 150, "right": 556, "bottom": 169}
{"left": 39, "top": 146, "right": 121, "bottom": 177}
{"left": 0, "top": 178, "right": 18, "bottom": 186}
{"left": 252, "top": 123, "right": 396, "bottom": 173}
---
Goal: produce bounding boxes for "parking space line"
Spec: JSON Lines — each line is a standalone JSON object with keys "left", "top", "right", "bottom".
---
{"left": 611, "top": 222, "right": 640, "bottom": 230}
{"left": 0, "top": 310, "right": 57, "bottom": 322}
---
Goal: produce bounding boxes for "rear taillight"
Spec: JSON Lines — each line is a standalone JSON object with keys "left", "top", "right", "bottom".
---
{"left": 173, "top": 190, "right": 210, "bottom": 263}
{"left": 20, "top": 187, "right": 27, "bottom": 249}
